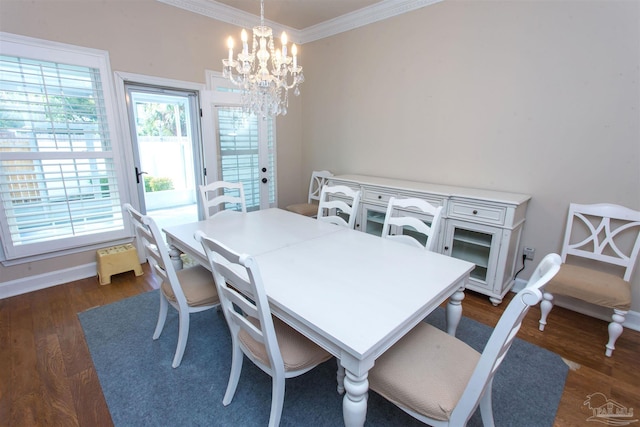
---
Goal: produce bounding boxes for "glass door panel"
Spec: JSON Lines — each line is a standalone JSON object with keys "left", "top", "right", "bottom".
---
{"left": 449, "top": 226, "right": 493, "bottom": 283}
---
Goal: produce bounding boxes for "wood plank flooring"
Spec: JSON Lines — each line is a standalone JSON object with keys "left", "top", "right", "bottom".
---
{"left": 1, "top": 263, "right": 639, "bottom": 426}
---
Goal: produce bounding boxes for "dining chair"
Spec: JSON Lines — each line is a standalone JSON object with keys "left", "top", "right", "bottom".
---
{"left": 123, "top": 203, "right": 220, "bottom": 368}
{"left": 538, "top": 203, "right": 640, "bottom": 356}
{"left": 199, "top": 180, "right": 247, "bottom": 219}
{"left": 367, "top": 253, "right": 561, "bottom": 426}
{"left": 316, "top": 184, "right": 362, "bottom": 229}
{"left": 285, "top": 170, "right": 333, "bottom": 217}
{"left": 195, "top": 231, "right": 332, "bottom": 427}
{"left": 381, "top": 196, "right": 443, "bottom": 251}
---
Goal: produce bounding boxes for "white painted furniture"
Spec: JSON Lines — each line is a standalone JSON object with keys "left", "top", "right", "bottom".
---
{"left": 327, "top": 175, "right": 531, "bottom": 305}
{"left": 317, "top": 184, "right": 362, "bottom": 229}
{"left": 381, "top": 196, "right": 443, "bottom": 251}
{"left": 285, "top": 170, "right": 333, "bottom": 217}
{"left": 197, "top": 232, "right": 331, "bottom": 427}
{"left": 123, "top": 203, "right": 220, "bottom": 368}
{"left": 163, "top": 208, "right": 474, "bottom": 427}
{"left": 199, "top": 180, "right": 247, "bottom": 219}
{"left": 369, "top": 253, "right": 561, "bottom": 426}
{"left": 538, "top": 203, "right": 640, "bottom": 357}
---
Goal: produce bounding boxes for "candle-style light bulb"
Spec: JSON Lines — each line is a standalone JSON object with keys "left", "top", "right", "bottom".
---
{"left": 227, "top": 36, "right": 234, "bottom": 61}
{"left": 292, "top": 43, "right": 298, "bottom": 68}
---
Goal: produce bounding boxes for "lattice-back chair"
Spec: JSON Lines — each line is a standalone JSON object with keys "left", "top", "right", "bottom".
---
{"left": 538, "top": 203, "right": 640, "bottom": 356}
{"left": 199, "top": 180, "right": 247, "bottom": 219}
{"left": 285, "top": 170, "right": 333, "bottom": 217}
{"left": 195, "top": 231, "right": 332, "bottom": 427}
{"left": 368, "top": 253, "right": 561, "bottom": 426}
{"left": 316, "top": 184, "right": 362, "bottom": 229}
{"left": 123, "top": 203, "right": 220, "bottom": 368}
{"left": 381, "top": 196, "right": 444, "bottom": 251}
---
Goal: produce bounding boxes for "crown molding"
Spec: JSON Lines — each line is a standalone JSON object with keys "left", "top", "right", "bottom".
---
{"left": 157, "top": 0, "right": 303, "bottom": 43}
{"left": 299, "top": 0, "right": 443, "bottom": 44}
{"left": 157, "top": 0, "right": 442, "bottom": 45}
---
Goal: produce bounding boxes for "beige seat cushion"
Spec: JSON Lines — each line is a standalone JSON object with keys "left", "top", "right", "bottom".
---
{"left": 161, "top": 265, "right": 220, "bottom": 307}
{"left": 369, "top": 322, "right": 480, "bottom": 422}
{"left": 285, "top": 202, "right": 318, "bottom": 217}
{"left": 546, "top": 264, "right": 631, "bottom": 311}
{"left": 240, "top": 316, "right": 331, "bottom": 371}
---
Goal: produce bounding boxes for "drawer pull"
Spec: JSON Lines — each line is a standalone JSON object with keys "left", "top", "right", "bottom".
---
{"left": 473, "top": 210, "right": 478, "bottom": 215}
{"left": 378, "top": 195, "right": 382, "bottom": 199}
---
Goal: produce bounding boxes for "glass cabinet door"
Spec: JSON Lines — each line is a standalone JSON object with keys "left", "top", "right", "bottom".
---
{"left": 359, "top": 204, "right": 386, "bottom": 236}
{"left": 443, "top": 220, "right": 501, "bottom": 288}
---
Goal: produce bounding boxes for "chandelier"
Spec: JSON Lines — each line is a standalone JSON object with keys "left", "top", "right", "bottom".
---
{"left": 222, "top": 0, "right": 304, "bottom": 118}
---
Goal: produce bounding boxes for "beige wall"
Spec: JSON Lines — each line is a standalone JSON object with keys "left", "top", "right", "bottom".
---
{"left": 1, "top": 0, "right": 639, "bottom": 313}
{"left": 301, "top": 0, "right": 640, "bottom": 309}
{"left": 0, "top": 0, "right": 302, "bottom": 283}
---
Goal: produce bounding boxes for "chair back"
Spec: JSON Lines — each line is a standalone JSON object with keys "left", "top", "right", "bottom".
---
{"left": 561, "top": 203, "right": 640, "bottom": 281}
{"left": 307, "top": 170, "right": 333, "bottom": 203}
{"left": 451, "top": 253, "right": 562, "bottom": 423}
{"left": 196, "top": 231, "right": 284, "bottom": 376}
{"left": 123, "top": 203, "right": 187, "bottom": 307}
{"left": 316, "top": 185, "right": 362, "bottom": 229}
{"left": 381, "top": 196, "right": 443, "bottom": 251}
{"left": 199, "top": 181, "right": 247, "bottom": 219}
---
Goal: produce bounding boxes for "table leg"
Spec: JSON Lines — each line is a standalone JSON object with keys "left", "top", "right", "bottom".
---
{"left": 446, "top": 285, "right": 465, "bottom": 336}
{"left": 168, "top": 245, "right": 184, "bottom": 270}
{"left": 342, "top": 369, "right": 368, "bottom": 427}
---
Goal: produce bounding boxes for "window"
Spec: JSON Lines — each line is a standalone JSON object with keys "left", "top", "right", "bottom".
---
{"left": 0, "top": 33, "right": 127, "bottom": 262}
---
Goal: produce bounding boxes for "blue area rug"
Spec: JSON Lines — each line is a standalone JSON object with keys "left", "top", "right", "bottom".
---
{"left": 79, "top": 290, "right": 568, "bottom": 426}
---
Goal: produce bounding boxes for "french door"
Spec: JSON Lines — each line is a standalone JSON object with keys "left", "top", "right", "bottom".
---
{"left": 124, "top": 84, "right": 203, "bottom": 227}
{"left": 203, "top": 74, "right": 276, "bottom": 212}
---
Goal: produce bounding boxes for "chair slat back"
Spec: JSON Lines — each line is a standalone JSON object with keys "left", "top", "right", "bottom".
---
{"left": 123, "top": 203, "right": 187, "bottom": 306}
{"left": 452, "top": 253, "right": 561, "bottom": 424}
{"left": 196, "top": 231, "right": 283, "bottom": 369}
{"left": 199, "top": 181, "right": 247, "bottom": 219}
{"left": 317, "top": 184, "right": 362, "bottom": 229}
{"left": 308, "top": 170, "right": 333, "bottom": 203}
{"left": 562, "top": 203, "right": 640, "bottom": 281}
{"left": 381, "top": 196, "right": 443, "bottom": 251}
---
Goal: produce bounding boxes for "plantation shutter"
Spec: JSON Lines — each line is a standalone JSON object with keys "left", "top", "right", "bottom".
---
{"left": 0, "top": 36, "right": 127, "bottom": 261}
{"left": 215, "top": 106, "right": 275, "bottom": 211}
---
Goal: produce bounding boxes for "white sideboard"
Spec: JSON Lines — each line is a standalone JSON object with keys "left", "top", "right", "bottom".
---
{"left": 327, "top": 174, "right": 531, "bottom": 305}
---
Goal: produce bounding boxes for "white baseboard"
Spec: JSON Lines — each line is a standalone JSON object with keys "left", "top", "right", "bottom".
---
{"left": 0, "top": 262, "right": 97, "bottom": 299}
{"left": 512, "top": 278, "right": 640, "bottom": 332}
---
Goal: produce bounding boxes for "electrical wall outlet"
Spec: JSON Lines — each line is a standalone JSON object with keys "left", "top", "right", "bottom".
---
{"left": 523, "top": 247, "right": 535, "bottom": 260}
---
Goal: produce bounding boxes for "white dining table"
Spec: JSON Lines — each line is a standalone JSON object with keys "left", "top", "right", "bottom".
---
{"left": 163, "top": 208, "right": 474, "bottom": 427}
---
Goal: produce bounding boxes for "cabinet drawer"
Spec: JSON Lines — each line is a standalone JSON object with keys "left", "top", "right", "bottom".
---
{"left": 448, "top": 201, "right": 506, "bottom": 225}
{"left": 362, "top": 187, "right": 395, "bottom": 204}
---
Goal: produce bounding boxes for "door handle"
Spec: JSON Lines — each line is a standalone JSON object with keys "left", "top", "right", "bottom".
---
{"left": 135, "top": 167, "right": 148, "bottom": 184}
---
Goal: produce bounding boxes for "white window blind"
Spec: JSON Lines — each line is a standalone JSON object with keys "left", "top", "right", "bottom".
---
{"left": 0, "top": 34, "right": 127, "bottom": 261}
{"left": 216, "top": 106, "right": 275, "bottom": 211}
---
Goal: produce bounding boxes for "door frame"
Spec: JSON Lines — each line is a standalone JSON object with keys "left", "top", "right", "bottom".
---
{"left": 114, "top": 72, "right": 209, "bottom": 215}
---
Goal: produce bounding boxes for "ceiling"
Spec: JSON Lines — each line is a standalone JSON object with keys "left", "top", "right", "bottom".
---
{"left": 159, "top": 0, "right": 442, "bottom": 44}
{"left": 212, "top": 0, "right": 384, "bottom": 30}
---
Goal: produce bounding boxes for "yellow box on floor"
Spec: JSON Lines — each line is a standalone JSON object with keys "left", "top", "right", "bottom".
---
{"left": 97, "top": 244, "right": 143, "bottom": 285}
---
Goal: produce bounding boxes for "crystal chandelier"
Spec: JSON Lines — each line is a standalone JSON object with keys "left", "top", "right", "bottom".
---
{"left": 222, "top": 0, "right": 304, "bottom": 118}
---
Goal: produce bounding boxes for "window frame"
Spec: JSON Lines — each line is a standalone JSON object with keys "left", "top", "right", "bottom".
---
{"left": 0, "top": 32, "right": 130, "bottom": 264}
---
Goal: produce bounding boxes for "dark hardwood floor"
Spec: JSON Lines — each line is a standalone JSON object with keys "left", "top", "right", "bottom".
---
{"left": 1, "top": 263, "right": 639, "bottom": 426}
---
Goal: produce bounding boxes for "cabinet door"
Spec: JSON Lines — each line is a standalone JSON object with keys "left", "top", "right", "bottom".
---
{"left": 443, "top": 220, "right": 502, "bottom": 292}
{"left": 358, "top": 203, "right": 386, "bottom": 236}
